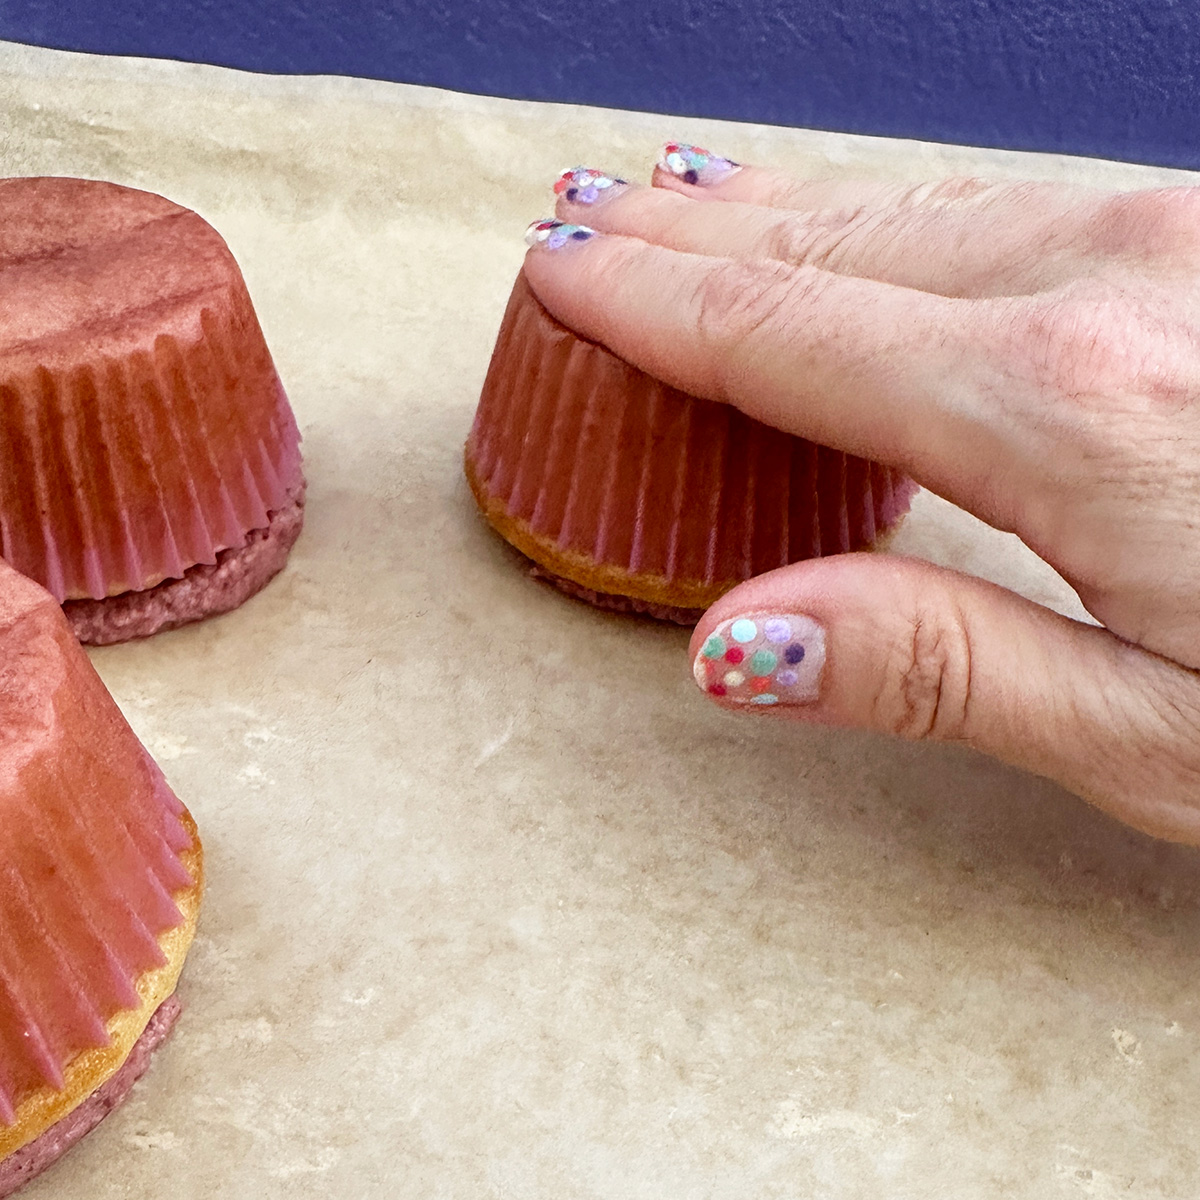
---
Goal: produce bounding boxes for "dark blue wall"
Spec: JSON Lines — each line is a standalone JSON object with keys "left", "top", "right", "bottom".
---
{"left": 2, "top": 0, "right": 1198, "bottom": 169}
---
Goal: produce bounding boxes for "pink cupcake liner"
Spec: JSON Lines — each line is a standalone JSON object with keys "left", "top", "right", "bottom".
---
{"left": 0, "top": 176, "right": 303, "bottom": 604}
{"left": 0, "top": 564, "right": 198, "bottom": 1120}
{"left": 467, "top": 272, "right": 917, "bottom": 610}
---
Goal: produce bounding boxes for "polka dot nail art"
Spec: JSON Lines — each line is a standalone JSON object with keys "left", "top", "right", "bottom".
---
{"left": 553, "top": 166, "right": 628, "bottom": 205}
{"left": 658, "top": 142, "right": 741, "bottom": 187}
{"left": 693, "top": 613, "right": 825, "bottom": 706}
{"left": 525, "top": 219, "right": 597, "bottom": 250}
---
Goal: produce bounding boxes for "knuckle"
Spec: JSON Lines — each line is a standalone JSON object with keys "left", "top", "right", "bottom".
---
{"left": 763, "top": 216, "right": 814, "bottom": 265}
{"left": 1005, "top": 288, "right": 1151, "bottom": 398}
{"left": 1091, "top": 187, "right": 1200, "bottom": 262}
{"left": 766, "top": 207, "right": 874, "bottom": 270}
{"left": 1088, "top": 675, "right": 1200, "bottom": 843}
{"left": 691, "top": 259, "right": 825, "bottom": 364}
{"left": 875, "top": 601, "right": 974, "bottom": 742}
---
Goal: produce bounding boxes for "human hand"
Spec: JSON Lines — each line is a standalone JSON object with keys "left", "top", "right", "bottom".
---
{"left": 522, "top": 148, "right": 1200, "bottom": 843}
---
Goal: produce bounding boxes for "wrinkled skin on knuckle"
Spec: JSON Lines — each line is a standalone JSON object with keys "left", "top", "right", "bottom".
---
{"left": 996, "top": 283, "right": 1200, "bottom": 503}
{"left": 763, "top": 215, "right": 819, "bottom": 267}
{"left": 768, "top": 208, "right": 876, "bottom": 271}
{"left": 1089, "top": 187, "right": 1200, "bottom": 266}
{"left": 987, "top": 265, "right": 1200, "bottom": 666}
{"left": 1134, "top": 676, "right": 1200, "bottom": 838}
{"left": 995, "top": 287, "right": 1200, "bottom": 465}
{"left": 690, "top": 260, "right": 826, "bottom": 393}
{"left": 873, "top": 600, "right": 974, "bottom": 743}
{"left": 1083, "top": 672, "right": 1200, "bottom": 843}
{"left": 1011, "top": 289, "right": 1153, "bottom": 400}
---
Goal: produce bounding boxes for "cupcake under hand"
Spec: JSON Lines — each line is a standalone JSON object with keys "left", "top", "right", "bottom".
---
{"left": 524, "top": 148, "right": 1200, "bottom": 845}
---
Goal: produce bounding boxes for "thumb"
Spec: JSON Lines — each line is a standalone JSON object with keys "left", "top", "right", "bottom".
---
{"left": 689, "top": 554, "right": 1200, "bottom": 844}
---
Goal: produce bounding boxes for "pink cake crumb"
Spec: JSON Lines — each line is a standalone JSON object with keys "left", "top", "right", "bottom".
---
{"left": 527, "top": 564, "right": 705, "bottom": 625}
{"left": 64, "top": 488, "right": 305, "bottom": 645}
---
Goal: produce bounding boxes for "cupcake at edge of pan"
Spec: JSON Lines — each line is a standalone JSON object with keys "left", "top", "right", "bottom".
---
{"left": 465, "top": 269, "right": 919, "bottom": 623}
{"left": 0, "top": 559, "right": 203, "bottom": 1196}
{"left": 0, "top": 176, "right": 305, "bottom": 645}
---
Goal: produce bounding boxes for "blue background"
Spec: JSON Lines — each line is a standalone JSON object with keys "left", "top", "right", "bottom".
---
{"left": 1, "top": 0, "right": 1196, "bottom": 168}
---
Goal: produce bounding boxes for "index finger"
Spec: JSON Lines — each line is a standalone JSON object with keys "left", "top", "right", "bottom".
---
{"left": 522, "top": 225, "right": 1036, "bottom": 530}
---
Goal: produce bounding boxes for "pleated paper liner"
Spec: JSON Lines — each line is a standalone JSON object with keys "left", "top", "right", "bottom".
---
{"left": 466, "top": 272, "right": 918, "bottom": 619}
{"left": 0, "top": 564, "right": 202, "bottom": 1151}
{"left": 0, "top": 176, "right": 303, "bottom": 605}
{"left": 0, "top": 300, "right": 302, "bottom": 603}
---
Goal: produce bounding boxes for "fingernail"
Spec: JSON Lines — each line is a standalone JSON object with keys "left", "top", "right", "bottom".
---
{"left": 658, "top": 142, "right": 741, "bottom": 186}
{"left": 524, "top": 218, "right": 598, "bottom": 249}
{"left": 692, "top": 614, "right": 825, "bottom": 706}
{"left": 553, "top": 166, "right": 628, "bottom": 206}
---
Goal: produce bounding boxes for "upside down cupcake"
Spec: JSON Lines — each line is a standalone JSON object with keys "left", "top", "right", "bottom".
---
{"left": 0, "top": 559, "right": 203, "bottom": 1195}
{"left": 465, "top": 267, "right": 917, "bottom": 623}
{"left": 0, "top": 176, "right": 305, "bottom": 645}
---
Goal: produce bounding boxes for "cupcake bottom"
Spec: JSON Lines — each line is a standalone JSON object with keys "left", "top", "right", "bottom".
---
{"left": 64, "top": 486, "right": 306, "bottom": 645}
{"left": 466, "top": 452, "right": 735, "bottom": 615}
{"left": 0, "top": 809, "right": 202, "bottom": 1178}
{"left": 470, "top": 454, "right": 910, "bottom": 624}
{"left": 528, "top": 564, "right": 707, "bottom": 624}
{"left": 0, "top": 995, "right": 182, "bottom": 1199}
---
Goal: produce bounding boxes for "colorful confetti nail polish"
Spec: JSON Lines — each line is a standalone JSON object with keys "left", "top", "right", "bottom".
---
{"left": 658, "top": 142, "right": 741, "bottom": 186}
{"left": 692, "top": 613, "right": 824, "bottom": 705}
{"left": 524, "top": 219, "right": 598, "bottom": 250}
{"left": 553, "top": 166, "right": 628, "bottom": 205}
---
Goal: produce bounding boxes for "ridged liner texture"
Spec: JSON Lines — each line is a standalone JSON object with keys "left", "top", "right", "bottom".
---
{"left": 0, "top": 176, "right": 303, "bottom": 604}
{"left": 0, "top": 561, "right": 203, "bottom": 1160}
{"left": 0, "top": 995, "right": 182, "bottom": 1198}
{"left": 466, "top": 272, "right": 918, "bottom": 616}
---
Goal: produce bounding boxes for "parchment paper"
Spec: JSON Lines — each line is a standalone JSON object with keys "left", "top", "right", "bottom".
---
{"left": 1, "top": 39, "right": 1198, "bottom": 1199}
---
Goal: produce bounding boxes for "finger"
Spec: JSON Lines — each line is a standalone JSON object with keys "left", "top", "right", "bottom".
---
{"left": 556, "top": 170, "right": 1067, "bottom": 297}
{"left": 555, "top": 170, "right": 761, "bottom": 255}
{"left": 522, "top": 225, "right": 1032, "bottom": 529}
{"left": 653, "top": 143, "right": 1084, "bottom": 223}
{"left": 688, "top": 553, "right": 1200, "bottom": 844}
{"left": 649, "top": 146, "right": 1200, "bottom": 289}
{"left": 652, "top": 143, "right": 916, "bottom": 210}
